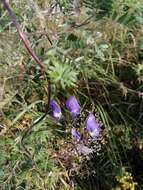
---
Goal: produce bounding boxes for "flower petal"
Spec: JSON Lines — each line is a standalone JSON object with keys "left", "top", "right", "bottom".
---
{"left": 86, "top": 113, "right": 101, "bottom": 138}
{"left": 66, "top": 96, "right": 80, "bottom": 118}
{"left": 50, "top": 100, "right": 62, "bottom": 120}
{"left": 71, "top": 127, "right": 81, "bottom": 141}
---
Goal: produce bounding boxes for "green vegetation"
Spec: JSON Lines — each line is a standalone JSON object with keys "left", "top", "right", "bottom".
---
{"left": 0, "top": 0, "right": 143, "bottom": 189}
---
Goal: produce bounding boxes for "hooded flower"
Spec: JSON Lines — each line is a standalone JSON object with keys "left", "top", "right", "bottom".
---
{"left": 50, "top": 100, "right": 62, "bottom": 120}
{"left": 86, "top": 113, "right": 101, "bottom": 139}
{"left": 66, "top": 96, "right": 80, "bottom": 118}
{"left": 71, "top": 127, "right": 81, "bottom": 141}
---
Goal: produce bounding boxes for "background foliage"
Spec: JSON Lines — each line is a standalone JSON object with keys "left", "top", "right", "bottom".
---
{"left": 0, "top": 0, "right": 143, "bottom": 189}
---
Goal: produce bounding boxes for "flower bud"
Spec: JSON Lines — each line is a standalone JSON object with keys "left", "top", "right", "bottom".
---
{"left": 66, "top": 96, "right": 80, "bottom": 118}
{"left": 86, "top": 113, "right": 101, "bottom": 139}
{"left": 50, "top": 100, "right": 62, "bottom": 120}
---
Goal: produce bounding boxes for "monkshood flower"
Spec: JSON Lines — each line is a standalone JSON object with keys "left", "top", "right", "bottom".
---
{"left": 66, "top": 96, "right": 80, "bottom": 118}
{"left": 50, "top": 100, "right": 62, "bottom": 120}
{"left": 71, "top": 127, "right": 81, "bottom": 141}
{"left": 86, "top": 113, "right": 101, "bottom": 139}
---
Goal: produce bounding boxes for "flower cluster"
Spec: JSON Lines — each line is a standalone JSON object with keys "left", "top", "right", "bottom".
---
{"left": 50, "top": 96, "right": 102, "bottom": 156}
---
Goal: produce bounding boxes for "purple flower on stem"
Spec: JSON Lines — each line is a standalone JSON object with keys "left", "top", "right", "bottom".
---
{"left": 50, "top": 100, "right": 62, "bottom": 120}
{"left": 86, "top": 113, "right": 101, "bottom": 139}
{"left": 66, "top": 96, "right": 80, "bottom": 118}
{"left": 71, "top": 127, "right": 81, "bottom": 141}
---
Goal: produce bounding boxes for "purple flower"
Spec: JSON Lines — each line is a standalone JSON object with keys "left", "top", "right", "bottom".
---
{"left": 86, "top": 113, "right": 101, "bottom": 139}
{"left": 71, "top": 127, "right": 81, "bottom": 141}
{"left": 66, "top": 96, "right": 80, "bottom": 118}
{"left": 50, "top": 100, "right": 62, "bottom": 120}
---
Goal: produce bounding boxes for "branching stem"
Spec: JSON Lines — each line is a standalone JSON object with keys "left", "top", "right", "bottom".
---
{"left": 1, "top": 0, "right": 45, "bottom": 68}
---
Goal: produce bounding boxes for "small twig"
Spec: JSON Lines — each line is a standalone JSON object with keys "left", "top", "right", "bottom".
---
{"left": 1, "top": 0, "right": 45, "bottom": 69}
{"left": 73, "top": 15, "right": 93, "bottom": 28}
{"left": 27, "top": 0, "right": 53, "bottom": 45}
{"left": 38, "top": 31, "right": 53, "bottom": 45}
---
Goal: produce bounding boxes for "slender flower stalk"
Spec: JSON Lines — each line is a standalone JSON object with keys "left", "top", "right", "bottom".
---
{"left": 86, "top": 113, "right": 101, "bottom": 139}
{"left": 1, "top": 0, "right": 45, "bottom": 68}
{"left": 50, "top": 100, "right": 62, "bottom": 120}
{"left": 71, "top": 127, "right": 81, "bottom": 141}
{"left": 66, "top": 96, "right": 80, "bottom": 118}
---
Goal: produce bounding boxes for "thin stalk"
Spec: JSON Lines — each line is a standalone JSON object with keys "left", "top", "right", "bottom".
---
{"left": 1, "top": 0, "right": 45, "bottom": 68}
